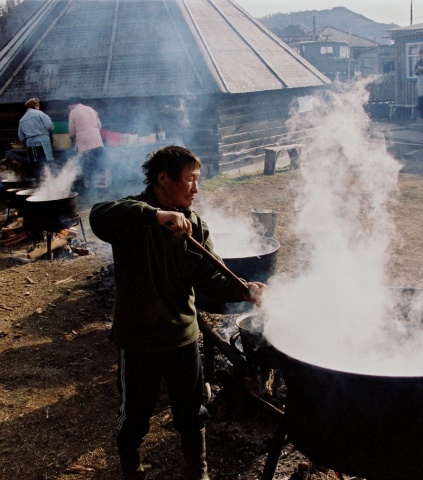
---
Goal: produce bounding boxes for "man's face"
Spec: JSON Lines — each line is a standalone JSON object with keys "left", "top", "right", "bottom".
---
{"left": 162, "top": 165, "right": 200, "bottom": 209}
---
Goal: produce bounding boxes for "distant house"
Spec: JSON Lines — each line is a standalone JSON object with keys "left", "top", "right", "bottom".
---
{"left": 389, "top": 23, "right": 423, "bottom": 106}
{"left": 289, "top": 40, "right": 353, "bottom": 81}
{"left": 272, "top": 24, "right": 384, "bottom": 81}
{"left": 0, "top": 0, "right": 330, "bottom": 178}
{"left": 355, "top": 45, "right": 395, "bottom": 76}
{"left": 313, "top": 26, "right": 381, "bottom": 61}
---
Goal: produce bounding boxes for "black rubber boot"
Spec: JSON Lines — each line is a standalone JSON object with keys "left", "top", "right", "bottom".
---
{"left": 118, "top": 444, "right": 151, "bottom": 480}
{"left": 180, "top": 428, "right": 210, "bottom": 480}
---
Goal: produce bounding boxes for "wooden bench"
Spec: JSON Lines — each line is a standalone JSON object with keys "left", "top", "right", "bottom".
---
{"left": 263, "top": 143, "right": 304, "bottom": 175}
{"left": 389, "top": 104, "right": 417, "bottom": 120}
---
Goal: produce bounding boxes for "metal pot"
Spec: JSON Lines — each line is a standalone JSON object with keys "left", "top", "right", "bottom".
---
{"left": 0, "top": 178, "right": 36, "bottom": 201}
{"left": 244, "top": 311, "right": 423, "bottom": 479}
{"left": 5, "top": 188, "right": 24, "bottom": 208}
{"left": 230, "top": 312, "right": 278, "bottom": 371}
{"left": 278, "top": 351, "right": 423, "bottom": 480}
{"left": 216, "top": 234, "right": 280, "bottom": 283}
{"left": 25, "top": 192, "right": 79, "bottom": 231}
{"left": 195, "top": 234, "right": 280, "bottom": 313}
{"left": 15, "top": 189, "right": 37, "bottom": 215}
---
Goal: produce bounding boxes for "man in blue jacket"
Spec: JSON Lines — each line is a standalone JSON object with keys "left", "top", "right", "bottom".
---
{"left": 18, "top": 97, "right": 54, "bottom": 183}
{"left": 89, "top": 146, "right": 265, "bottom": 480}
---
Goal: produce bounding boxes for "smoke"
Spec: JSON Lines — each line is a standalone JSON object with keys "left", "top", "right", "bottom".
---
{"left": 35, "top": 156, "right": 82, "bottom": 200}
{"left": 263, "top": 79, "right": 423, "bottom": 376}
{"left": 0, "top": 170, "right": 20, "bottom": 182}
{"left": 196, "top": 202, "right": 271, "bottom": 258}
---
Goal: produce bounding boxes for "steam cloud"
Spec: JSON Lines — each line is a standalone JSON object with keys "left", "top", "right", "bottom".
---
{"left": 263, "top": 79, "right": 423, "bottom": 376}
{"left": 35, "top": 156, "right": 82, "bottom": 200}
{"left": 197, "top": 202, "right": 270, "bottom": 258}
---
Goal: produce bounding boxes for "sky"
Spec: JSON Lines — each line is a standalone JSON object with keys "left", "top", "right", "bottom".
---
{"left": 235, "top": 1, "right": 419, "bottom": 27}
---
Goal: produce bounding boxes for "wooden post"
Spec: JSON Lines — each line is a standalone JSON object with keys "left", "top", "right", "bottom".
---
{"left": 288, "top": 147, "right": 301, "bottom": 169}
{"left": 264, "top": 149, "right": 277, "bottom": 175}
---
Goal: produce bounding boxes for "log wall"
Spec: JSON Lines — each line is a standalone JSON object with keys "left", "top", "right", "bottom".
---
{"left": 215, "top": 89, "right": 318, "bottom": 175}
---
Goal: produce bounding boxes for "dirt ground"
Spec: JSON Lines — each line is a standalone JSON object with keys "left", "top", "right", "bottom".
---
{"left": 1, "top": 149, "right": 423, "bottom": 480}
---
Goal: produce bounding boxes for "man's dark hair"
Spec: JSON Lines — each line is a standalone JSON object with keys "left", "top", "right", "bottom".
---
{"left": 142, "top": 146, "right": 201, "bottom": 186}
{"left": 68, "top": 96, "right": 82, "bottom": 105}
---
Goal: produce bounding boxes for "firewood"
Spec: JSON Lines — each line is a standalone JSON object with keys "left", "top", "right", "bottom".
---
{"left": 2, "top": 218, "right": 23, "bottom": 231}
{"left": 27, "top": 238, "right": 68, "bottom": 260}
{"left": 71, "top": 246, "right": 89, "bottom": 256}
{"left": 0, "top": 231, "right": 29, "bottom": 246}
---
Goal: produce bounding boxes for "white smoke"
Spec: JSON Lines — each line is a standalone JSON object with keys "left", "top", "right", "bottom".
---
{"left": 196, "top": 202, "right": 271, "bottom": 258}
{"left": 263, "top": 79, "right": 423, "bottom": 376}
{"left": 35, "top": 156, "right": 82, "bottom": 200}
{"left": 0, "top": 170, "right": 20, "bottom": 182}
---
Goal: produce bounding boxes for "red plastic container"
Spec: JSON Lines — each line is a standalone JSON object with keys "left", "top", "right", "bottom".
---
{"left": 106, "top": 132, "right": 121, "bottom": 147}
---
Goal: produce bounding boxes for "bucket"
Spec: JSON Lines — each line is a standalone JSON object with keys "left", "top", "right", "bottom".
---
{"left": 251, "top": 208, "right": 279, "bottom": 237}
{"left": 52, "top": 134, "right": 72, "bottom": 149}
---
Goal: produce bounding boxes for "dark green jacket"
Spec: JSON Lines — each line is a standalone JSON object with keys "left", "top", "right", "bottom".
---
{"left": 89, "top": 187, "right": 244, "bottom": 351}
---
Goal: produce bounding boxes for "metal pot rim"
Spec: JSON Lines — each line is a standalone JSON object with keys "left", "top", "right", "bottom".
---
{"left": 26, "top": 191, "right": 78, "bottom": 203}
{"left": 214, "top": 233, "right": 280, "bottom": 260}
{"left": 240, "top": 311, "right": 423, "bottom": 380}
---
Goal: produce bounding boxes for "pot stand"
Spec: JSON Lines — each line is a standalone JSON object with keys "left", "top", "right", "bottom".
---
{"left": 41, "top": 216, "right": 86, "bottom": 260}
{"left": 197, "top": 313, "right": 288, "bottom": 480}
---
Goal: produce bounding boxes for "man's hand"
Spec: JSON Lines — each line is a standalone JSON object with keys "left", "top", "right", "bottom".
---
{"left": 156, "top": 210, "right": 192, "bottom": 237}
{"left": 245, "top": 282, "right": 267, "bottom": 306}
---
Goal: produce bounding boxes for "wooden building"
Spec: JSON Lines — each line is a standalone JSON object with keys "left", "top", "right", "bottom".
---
{"left": 389, "top": 23, "right": 423, "bottom": 107}
{"left": 0, "top": 0, "right": 330, "bottom": 177}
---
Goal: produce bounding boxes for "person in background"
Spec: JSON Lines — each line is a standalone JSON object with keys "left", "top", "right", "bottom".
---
{"left": 67, "top": 96, "right": 104, "bottom": 200}
{"left": 18, "top": 97, "right": 54, "bottom": 183}
{"left": 89, "top": 146, "right": 266, "bottom": 480}
{"left": 415, "top": 48, "right": 423, "bottom": 120}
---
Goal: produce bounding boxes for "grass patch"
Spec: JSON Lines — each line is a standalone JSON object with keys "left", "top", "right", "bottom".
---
{"left": 200, "top": 169, "right": 297, "bottom": 192}
{"left": 200, "top": 174, "right": 254, "bottom": 192}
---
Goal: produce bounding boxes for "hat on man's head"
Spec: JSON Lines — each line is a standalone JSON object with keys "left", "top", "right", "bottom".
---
{"left": 25, "top": 98, "right": 40, "bottom": 109}
{"left": 67, "top": 96, "right": 82, "bottom": 106}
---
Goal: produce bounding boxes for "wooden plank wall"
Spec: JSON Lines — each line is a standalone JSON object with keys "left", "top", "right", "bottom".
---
{"left": 1, "top": 91, "right": 319, "bottom": 180}
{"left": 215, "top": 89, "right": 314, "bottom": 174}
{"left": 393, "top": 35, "right": 418, "bottom": 106}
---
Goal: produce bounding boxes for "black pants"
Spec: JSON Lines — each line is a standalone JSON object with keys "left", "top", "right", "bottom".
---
{"left": 80, "top": 147, "right": 104, "bottom": 190}
{"left": 27, "top": 146, "right": 48, "bottom": 182}
{"left": 115, "top": 341, "right": 209, "bottom": 450}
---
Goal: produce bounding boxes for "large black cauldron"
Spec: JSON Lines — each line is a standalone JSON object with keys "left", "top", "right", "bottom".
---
{"left": 240, "top": 312, "right": 423, "bottom": 480}
{"left": 25, "top": 192, "right": 79, "bottom": 231}
{"left": 195, "top": 234, "right": 280, "bottom": 313}
{"left": 0, "top": 178, "right": 35, "bottom": 202}
{"left": 278, "top": 351, "right": 423, "bottom": 480}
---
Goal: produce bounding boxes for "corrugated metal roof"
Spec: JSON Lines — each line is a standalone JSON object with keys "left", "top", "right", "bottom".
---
{"left": 314, "top": 26, "right": 380, "bottom": 48}
{"left": 0, "top": 0, "right": 329, "bottom": 103}
{"left": 388, "top": 22, "right": 423, "bottom": 35}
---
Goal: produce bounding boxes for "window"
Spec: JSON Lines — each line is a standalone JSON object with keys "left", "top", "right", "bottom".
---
{"left": 320, "top": 46, "right": 334, "bottom": 55}
{"left": 339, "top": 46, "right": 349, "bottom": 59}
{"left": 407, "top": 42, "right": 423, "bottom": 78}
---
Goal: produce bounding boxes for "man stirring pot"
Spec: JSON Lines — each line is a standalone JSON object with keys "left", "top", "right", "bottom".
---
{"left": 89, "top": 146, "right": 265, "bottom": 479}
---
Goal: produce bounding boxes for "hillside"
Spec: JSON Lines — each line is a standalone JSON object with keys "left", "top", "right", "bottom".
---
{"left": 260, "top": 6, "right": 399, "bottom": 44}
